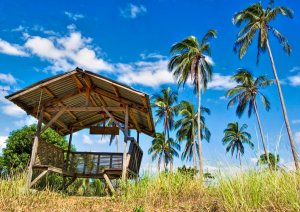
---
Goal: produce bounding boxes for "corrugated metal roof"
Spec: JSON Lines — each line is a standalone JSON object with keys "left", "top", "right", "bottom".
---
{"left": 6, "top": 67, "right": 155, "bottom": 137}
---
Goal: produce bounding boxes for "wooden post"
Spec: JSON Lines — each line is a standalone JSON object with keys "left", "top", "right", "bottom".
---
{"left": 137, "top": 131, "right": 140, "bottom": 144}
{"left": 103, "top": 173, "right": 115, "bottom": 193}
{"left": 26, "top": 107, "right": 44, "bottom": 189}
{"left": 62, "top": 127, "right": 73, "bottom": 190}
{"left": 122, "top": 105, "right": 129, "bottom": 180}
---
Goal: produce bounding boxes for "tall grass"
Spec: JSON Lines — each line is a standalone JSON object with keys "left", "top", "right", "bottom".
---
{"left": 0, "top": 168, "right": 299, "bottom": 211}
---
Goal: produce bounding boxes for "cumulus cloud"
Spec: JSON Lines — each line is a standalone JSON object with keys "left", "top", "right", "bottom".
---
{"left": 12, "top": 25, "right": 25, "bottom": 32}
{"left": 207, "top": 73, "right": 238, "bottom": 90}
{"left": 289, "top": 66, "right": 300, "bottom": 72}
{"left": 0, "top": 73, "right": 17, "bottom": 85}
{"left": 220, "top": 96, "right": 227, "bottom": 100}
{"left": 294, "top": 132, "right": 300, "bottom": 143}
{"left": 292, "top": 120, "right": 300, "bottom": 124}
{"left": 288, "top": 73, "right": 300, "bottom": 86}
{"left": 120, "top": 4, "right": 147, "bottom": 18}
{"left": 251, "top": 158, "right": 258, "bottom": 163}
{"left": 14, "top": 116, "right": 37, "bottom": 126}
{"left": 64, "top": 11, "right": 84, "bottom": 20}
{"left": 140, "top": 53, "right": 167, "bottom": 60}
{"left": 117, "top": 59, "right": 174, "bottom": 87}
{"left": 21, "top": 32, "right": 30, "bottom": 40}
{"left": 2, "top": 105, "right": 25, "bottom": 117}
{"left": 0, "top": 38, "right": 28, "bottom": 56}
{"left": 0, "top": 136, "right": 8, "bottom": 152}
{"left": 24, "top": 28, "right": 113, "bottom": 74}
{"left": 83, "top": 134, "right": 93, "bottom": 144}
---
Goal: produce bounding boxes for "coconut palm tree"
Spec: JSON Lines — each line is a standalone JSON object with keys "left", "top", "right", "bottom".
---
{"left": 168, "top": 30, "right": 217, "bottom": 176}
{"left": 151, "top": 87, "right": 179, "bottom": 172}
{"left": 222, "top": 122, "right": 254, "bottom": 174}
{"left": 148, "top": 132, "right": 180, "bottom": 171}
{"left": 174, "top": 101, "right": 211, "bottom": 170}
{"left": 232, "top": 0, "right": 299, "bottom": 170}
{"left": 226, "top": 69, "right": 274, "bottom": 167}
{"left": 258, "top": 153, "right": 280, "bottom": 170}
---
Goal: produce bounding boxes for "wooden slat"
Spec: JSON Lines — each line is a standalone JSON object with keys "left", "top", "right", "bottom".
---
{"left": 89, "top": 95, "right": 98, "bottom": 107}
{"left": 129, "top": 109, "right": 141, "bottom": 133}
{"left": 96, "top": 155, "right": 100, "bottom": 174}
{"left": 85, "top": 88, "right": 90, "bottom": 107}
{"left": 103, "top": 173, "right": 115, "bottom": 192}
{"left": 95, "top": 93, "right": 108, "bottom": 107}
{"left": 82, "top": 74, "right": 93, "bottom": 89}
{"left": 40, "top": 107, "right": 67, "bottom": 135}
{"left": 112, "top": 85, "right": 120, "bottom": 98}
{"left": 42, "top": 87, "right": 55, "bottom": 98}
{"left": 70, "top": 74, "right": 84, "bottom": 89}
{"left": 90, "top": 126, "right": 119, "bottom": 135}
{"left": 71, "top": 113, "right": 101, "bottom": 126}
{"left": 44, "top": 106, "right": 125, "bottom": 112}
{"left": 102, "top": 106, "right": 125, "bottom": 134}
{"left": 30, "top": 170, "right": 49, "bottom": 187}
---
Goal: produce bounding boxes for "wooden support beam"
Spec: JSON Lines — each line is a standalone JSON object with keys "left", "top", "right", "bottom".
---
{"left": 64, "top": 177, "right": 77, "bottom": 190}
{"left": 30, "top": 90, "right": 81, "bottom": 114}
{"left": 90, "top": 126, "right": 119, "bottom": 135}
{"left": 142, "top": 96, "right": 153, "bottom": 132}
{"left": 44, "top": 112, "right": 68, "bottom": 131}
{"left": 103, "top": 173, "right": 115, "bottom": 193}
{"left": 70, "top": 74, "right": 84, "bottom": 89}
{"left": 44, "top": 106, "right": 125, "bottom": 112}
{"left": 26, "top": 107, "right": 44, "bottom": 189}
{"left": 129, "top": 109, "right": 141, "bottom": 133}
{"left": 42, "top": 86, "right": 78, "bottom": 121}
{"left": 40, "top": 107, "right": 67, "bottom": 135}
{"left": 30, "top": 170, "right": 49, "bottom": 187}
{"left": 102, "top": 106, "right": 125, "bottom": 134}
{"left": 93, "top": 88, "right": 147, "bottom": 114}
{"left": 71, "top": 113, "right": 101, "bottom": 126}
{"left": 122, "top": 105, "right": 129, "bottom": 180}
{"left": 85, "top": 88, "right": 90, "bottom": 107}
{"left": 89, "top": 95, "right": 98, "bottom": 107}
{"left": 82, "top": 74, "right": 93, "bottom": 89}
{"left": 95, "top": 93, "right": 107, "bottom": 107}
{"left": 112, "top": 85, "right": 120, "bottom": 98}
{"left": 62, "top": 128, "right": 73, "bottom": 190}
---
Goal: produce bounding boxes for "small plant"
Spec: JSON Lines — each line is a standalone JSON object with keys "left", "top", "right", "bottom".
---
{"left": 133, "top": 204, "right": 145, "bottom": 212}
{"left": 83, "top": 202, "right": 88, "bottom": 206}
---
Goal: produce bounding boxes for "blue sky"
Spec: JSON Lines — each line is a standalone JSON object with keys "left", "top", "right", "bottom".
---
{"left": 1, "top": 0, "right": 300, "bottom": 172}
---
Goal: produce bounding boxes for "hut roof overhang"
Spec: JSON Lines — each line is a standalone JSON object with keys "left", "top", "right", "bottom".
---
{"left": 6, "top": 67, "right": 155, "bottom": 137}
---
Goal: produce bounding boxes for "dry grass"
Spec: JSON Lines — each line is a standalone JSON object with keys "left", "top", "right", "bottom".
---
{"left": 1, "top": 168, "right": 300, "bottom": 211}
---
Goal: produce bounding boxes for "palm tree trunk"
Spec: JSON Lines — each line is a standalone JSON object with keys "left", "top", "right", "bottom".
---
{"left": 167, "top": 128, "right": 172, "bottom": 172}
{"left": 197, "top": 69, "right": 203, "bottom": 178}
{"left": 192, "top": 130, "right": 197, "bottom": 171}
{"left": 158, "top": 154, "right": 161, "bottom": 172}
{"left": 239, "top": 151, "right": 243, "bottom": 175}
{"left": 266, "top": 39, "right": 299, "bottom": 171}
{"left": 253, "top": 99, "right": 270, "bottom": 168}
{"left": 164, "top": 153, "right": 167, "bottom": 171}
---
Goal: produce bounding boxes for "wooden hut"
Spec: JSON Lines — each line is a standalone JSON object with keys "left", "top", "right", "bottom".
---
{"left": 5, "top": 67, "right": 155, "bottom": 191}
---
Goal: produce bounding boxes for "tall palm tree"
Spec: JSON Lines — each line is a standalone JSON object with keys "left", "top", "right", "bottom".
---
{"left": 168, "top": 30, "right": 217, "bottom": 176}
{"left": 232, "top": 0, "right": 299, "bottom": 170}
{"left": 222, "top": 122, "right": 254, "bottom": 174}
{"left": 258, "top": 153, "right": 280, "bottom": 170}
{"left": 148, "top": 132, "right": 180, "bottom": 171}
{"left": 151, "top": 87, "right": 179, "bottom": 172}
{"left": 226, "top": 69, "right": 274, "bottom": 167}
{"left": 174, "top": 101, "right": 211, "bottom": 170}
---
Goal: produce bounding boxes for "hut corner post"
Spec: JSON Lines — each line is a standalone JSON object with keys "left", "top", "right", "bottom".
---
{"left": 26, "top": 107, "right": 44, "bottom": 190}
{"left": 62, "top": 127, "right": 73, "bottom": 190}
{"left": 122, "top": 105, "right": 129, "bottom": 180}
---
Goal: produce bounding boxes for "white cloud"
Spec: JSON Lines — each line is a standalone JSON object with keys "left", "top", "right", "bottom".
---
{"left": 140, "top": 53, "right": 167, "bottom": 60}
{"left": 5, "top": 128, "right": 9, "bottom": 132}
{"left": 83, "top": 134, "right": 93, "bottom": 144}
{"left": 207, "top": 73, "right": 238, "bottom": 90}
{"left": 120, "top": 4, "right": 147, "bottom": 18}
{"left": 97, "top": 136, "right": 110, "bottom": 144}
{"left": 67, "top": 24, "right": 76, "bottom": 30}
{"left": 251, "top": 158, "right": 258, "bottom": 163}
{"left": 64, "top": 11, "right": 84, "bottom": 20}
{"left": 294, "top": 132, "right": 300, "bottom": 143}
{"left": 2, "top": 105, "right": 25, "bottom": 117}
{"left": 292, "top": 120, "right": 300, "bottom": 124}
{"left": 43, "top": 30, "right": 60, "bottom": 36}
{"left": 0, "top": 73, "right": 17, "bottom": 84}
{"left": 289, "top": 66, "right": 300, "bottom": 72}
{"left": 12, "top": 25, "right": 24, "bottom": 31}
{"left": 73, "top": 132, "right": 78, "bottom": 136}
{"left": 0, "top": 136, "right": 8, "bottom": 152}
{"left": 219, "top": 96, "right": 227, "bottom": 100}
{"left": 14, "top": 116, "right": 37, "bottom": 126}
{"left": 21, "top": 32, "right": 30, "bottom": 40}
{"left": 24, "top": 30, "right": 113, "bottom": 74}
{"left": 288, "top": 73, "right": 300, "bottom": 86}
{"left": 117, "top": 59, "right": 174, "bottom": 87}
{"left": 0, "top": 38, "right": 28, "bottom": 56}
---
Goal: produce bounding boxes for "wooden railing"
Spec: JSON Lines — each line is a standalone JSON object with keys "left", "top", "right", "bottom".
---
{"left": 68, "top": 152, "right": 123, "bottom": 174}
{"left": 35, "top": 138, "right": 65, "bottom": 169}
{"left": 34, "top": 138, "right": 143, "bottom": 177}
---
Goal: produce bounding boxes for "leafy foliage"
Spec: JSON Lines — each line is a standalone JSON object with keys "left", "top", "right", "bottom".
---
{"left": 177, "top": 165, "right": 198, "bottom": 178}
{"left": 0, "top": 124, "right": 75, "bottom": 172}
{"left": 258, "top": 153, "right": 280, "bottom": 170}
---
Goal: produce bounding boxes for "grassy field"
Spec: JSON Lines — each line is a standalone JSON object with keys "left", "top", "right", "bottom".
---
{"left": 1, "top": 168, "right": 299, "bottom": 211}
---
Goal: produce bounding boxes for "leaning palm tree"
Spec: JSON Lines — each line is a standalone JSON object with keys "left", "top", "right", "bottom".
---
{"left": 151, "top": 87, "right": 179, "bottom": 172}
{"left": 148, "top": 132, "right": 180, "bottom": 171}
{"left": 233, "top": 0, "right": 299, "bottom": 170}
{"left": 222, "top": 122, "right": 254, "bottom": 174}
{"left": 175, "top": 101, "right": 211, "bottom": 170}
{"left": 226, "top": 69, "right": 274, "bottom": 167}
{"left": 168, "top": 30, "right": 217, "bottom": 176}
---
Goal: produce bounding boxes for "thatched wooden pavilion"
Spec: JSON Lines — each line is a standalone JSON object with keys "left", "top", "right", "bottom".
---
{"left": 5, "top": 67, "right": 155, "bottom": 191}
